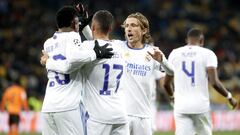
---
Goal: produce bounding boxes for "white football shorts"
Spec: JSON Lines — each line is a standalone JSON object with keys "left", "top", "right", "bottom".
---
{"left": 42, "top": 107, "right": 84, "bottom": 135}
{"left": 174, "top": 112, "right": 212, "bottom": 135}
{"left": 87, "top": 118, "right": 129, "bottom": 135}
{"left": 128, "top": 115, "right": 152, "bottom": 135}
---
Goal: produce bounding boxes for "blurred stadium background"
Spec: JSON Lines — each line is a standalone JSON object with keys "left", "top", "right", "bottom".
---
{"left": 0, "top": 0, "right": 240, "bottom": 134}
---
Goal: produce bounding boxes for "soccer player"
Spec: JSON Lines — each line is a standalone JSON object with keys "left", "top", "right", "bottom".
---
{"left": 121, "top": 12, "right": 172, "bottom": 135}
{"left": 163, "top": 28, "right": 238, "bottom": 135}
{"left": 81, "top": 10, "right": 129, "bottom": 135}
{"left": 0, "top": 82, "right": 29, "bottom": 135}
{"left": 41, "top": 10, "right": 128, "bottom": 135}
{"left": 41, "top": 6, "right": 113, "bottom": 135}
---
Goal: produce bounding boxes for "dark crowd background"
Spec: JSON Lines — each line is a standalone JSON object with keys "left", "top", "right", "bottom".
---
{"left": 0, "top": 0, "right": 240, "bottom": 110}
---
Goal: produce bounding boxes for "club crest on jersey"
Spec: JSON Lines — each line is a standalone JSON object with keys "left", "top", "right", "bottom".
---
{"left": 124, "top": 52, "right": 130, "bottom": 59}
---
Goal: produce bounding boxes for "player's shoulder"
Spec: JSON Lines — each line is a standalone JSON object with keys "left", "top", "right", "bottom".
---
{"left": 43, "top": 36, "right": 53, "bottom": 47}
{"left": 111, "top": 39, "right": 125, "bottom": 44}
{"left": 82, "top": 40, "right": 95, "bottom": 45}
{"left": 169, "top": 46, "right": 183, "bottom": 55}
{"left": 68, "top": 31, "right": 81, "bottom": 37}
{"left": 43, "top": 31, "right": 79, "bottom": 46}
{"left": 112, "top": 40, "right": 127, "bottom": 48}
{"left": 144, "top": 44, "right": 154, "bottom": 49}
{"left": 107, "top": 39, "right": 126, "bottom": 49}
{"left": 196, "top": 46, "right": 216, "bottom": 56}
{"left": 81, "top": 40, "right": 95, "bottom": 49}
{"left": 66, "top": 31, "right": 81, "bottom": 41}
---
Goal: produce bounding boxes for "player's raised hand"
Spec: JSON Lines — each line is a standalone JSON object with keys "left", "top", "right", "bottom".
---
{"left": 40, "top": 50, "right": 49, "bottom": 66}
{"left": 93, "top": 40, "right": 114, "bottom": 59}
{"left": 147, "top": 47, "right": 165, "bottom": 63}
{"left": 228, "top": 97, "right": 238, "bottom": 109}
{"left": 73, "top": 2, "right": 92, "bottom": 31}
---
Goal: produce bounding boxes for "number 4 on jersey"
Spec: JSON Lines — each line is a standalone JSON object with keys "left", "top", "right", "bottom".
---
{"left": 182, "top": 61, "right": 195, "bottom": 86}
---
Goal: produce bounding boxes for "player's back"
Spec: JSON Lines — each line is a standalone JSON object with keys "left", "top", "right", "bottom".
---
{"left": 2, "top": 85, "right": 27, "bottom": 114}
{"left": 42, "top": 31, "right": 84, "bottom": 112}
{"left": 81, "top": 39, "right": 127, "bottom": 124}
{"left": 168, "top": 45, "right": 217, "bottom": 113}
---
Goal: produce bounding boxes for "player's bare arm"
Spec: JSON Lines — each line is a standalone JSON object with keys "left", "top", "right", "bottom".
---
{"left": 207, "top": 67, "right": 238, "bottom": 109}
{"left": 163, "top": 74, "right": 174, "bottom": 104}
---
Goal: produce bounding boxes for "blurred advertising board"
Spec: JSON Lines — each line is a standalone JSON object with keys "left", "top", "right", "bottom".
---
{"left": 0, "top": 111, "right": 240, "bottom": 132}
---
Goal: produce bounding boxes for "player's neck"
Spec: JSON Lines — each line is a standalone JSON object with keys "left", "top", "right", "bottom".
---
{"left": 187, "top": 44, "right": 198, "bottom": 46}
{"left": 187, "top": 41, "right": 200, "bottom": 46}
{"left": 93, "top": 34, "right": 109, "bottom": 41}
{"left": 187, "top": 40, "right": 202, "bottom": 46}
{"left": 58, "top": 27, "right": 74, "bottom": 32}
{"left": 128, "top": 42, "right": 144, "bottom": 49}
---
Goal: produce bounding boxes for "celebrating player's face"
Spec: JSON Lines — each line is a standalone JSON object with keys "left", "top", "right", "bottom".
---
{"left": 124, "top": 17, "right": 144, "bottom": 44}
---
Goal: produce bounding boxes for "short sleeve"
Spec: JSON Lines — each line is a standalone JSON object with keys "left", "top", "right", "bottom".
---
{"left": 206, "top": 50, "right": 218, "bottom": 68}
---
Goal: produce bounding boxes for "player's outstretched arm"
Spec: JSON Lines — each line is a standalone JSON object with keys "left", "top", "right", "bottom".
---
{"left": 207, "top": 67, "right": 238, "bottom": 109}
{"left": 40, "top": 40, "right": 113, "bottom": 74}
{"left": 40, "top": 50, "right": 73, "bottom": 73}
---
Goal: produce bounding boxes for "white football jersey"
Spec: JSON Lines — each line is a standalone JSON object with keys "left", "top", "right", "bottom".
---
{"left": 42, "top": 31, "right": 96, "bottom": 112}
{"left": 81, "top": 40, "right": 128, "bottom": 124}
{"left": 120, "top": 42, "right": 161, "bottom": 118}
{"left": 168, "top": 45, "right": 217, "bottom": 114}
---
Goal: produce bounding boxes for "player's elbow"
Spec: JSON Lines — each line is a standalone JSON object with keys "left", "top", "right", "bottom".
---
{"left": 163, "top": 81, "right": 172, "bottom": 92}
{"left": 210, "top": 79, "right": 222, "bottom": 90}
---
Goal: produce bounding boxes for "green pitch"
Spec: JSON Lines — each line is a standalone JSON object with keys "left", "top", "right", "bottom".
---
{"left": 154, "top": 131, "right": 240, "bottom": 135}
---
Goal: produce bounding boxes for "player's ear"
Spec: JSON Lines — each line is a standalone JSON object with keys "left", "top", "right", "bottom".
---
{"left": 91, "top": 23, "right": 95, "bottom": 31}
{"left": 142, "top": 28, "right": 147, "bottom": 35}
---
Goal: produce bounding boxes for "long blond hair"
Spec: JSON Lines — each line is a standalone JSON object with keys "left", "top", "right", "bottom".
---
{"left": 122, "top": 12, "right": 153, "bottom": 44}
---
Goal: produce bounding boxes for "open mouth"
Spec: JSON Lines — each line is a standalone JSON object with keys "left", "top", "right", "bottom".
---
{"left": 128, "top": 33, "right": 133, "bottom": 39}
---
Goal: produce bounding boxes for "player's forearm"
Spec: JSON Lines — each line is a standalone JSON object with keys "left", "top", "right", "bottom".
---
{"left": 164, "top": 84, "right": 174, "bottom": 97}
{"left": 82, "top": 25, "right": 93, "bottom": 40}
{"left": 163, "top": 75, "right": 174, "bottom": 97}
{"left": 46, "top": 59, "right": 73, "bottom": 74}
{"left": 212, "top": 80, "right": 229, "bottom": 98}
{"left": 160, "top": 56, "right": 174, "bottom": 76}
